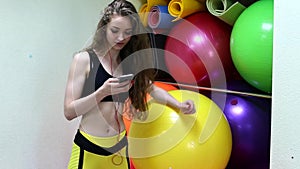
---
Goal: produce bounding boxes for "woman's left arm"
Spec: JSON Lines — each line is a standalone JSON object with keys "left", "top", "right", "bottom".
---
{"left": 149, "top": 84, "right": 196, "bottom": 114}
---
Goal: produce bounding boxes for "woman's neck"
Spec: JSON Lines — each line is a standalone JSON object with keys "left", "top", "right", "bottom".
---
{"left": 107, "top": 49, "right": 120, "bottom": 62}
{"left": 93, "top": 48, "right": 120, "bottom": 61}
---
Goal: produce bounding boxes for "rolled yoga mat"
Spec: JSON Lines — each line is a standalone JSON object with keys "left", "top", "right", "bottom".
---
{"left": 168, "top": 0, "right": 206, "bottom": 22}
{"left": 238, "top": 0, "right": 258, "bottom": 7}
{"left": 148, "top": 5, "right": 175, "bottom": 34}
{"left": 139, "top": 0, "right": 170, "bottom": 26}
{"left": 206, "top": 0, "right": 247, "bottom": 25}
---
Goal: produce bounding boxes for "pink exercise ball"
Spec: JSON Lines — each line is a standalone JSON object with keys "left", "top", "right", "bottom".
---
{"left": 164, "top": 12, "right": 236, "bottom": 88}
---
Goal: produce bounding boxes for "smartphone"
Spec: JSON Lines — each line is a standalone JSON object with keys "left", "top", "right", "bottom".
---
{"left": 117, "top": 74, "right": 134, "bottom": 83}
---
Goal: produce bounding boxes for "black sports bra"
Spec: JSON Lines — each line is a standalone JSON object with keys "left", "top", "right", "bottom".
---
{"left": 80, "top": 49, "right": 129, "bottom": 103}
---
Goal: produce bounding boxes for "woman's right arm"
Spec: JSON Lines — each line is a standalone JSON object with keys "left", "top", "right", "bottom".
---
{"left": 63, "top": 52, "right": 132, "bottom": 120}
{"left": 63, "top": 52, "right": 106, "bottom": 121}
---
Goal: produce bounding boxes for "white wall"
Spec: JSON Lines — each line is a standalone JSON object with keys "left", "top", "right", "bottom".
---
{"left": 270, "top": 0, "right": 300, "bottom": 168}
{"left": 0, "top": 0, "right": 299, "bottom": 168}
{"left": 0, "top": 0, "right": 111, "bottom": 168}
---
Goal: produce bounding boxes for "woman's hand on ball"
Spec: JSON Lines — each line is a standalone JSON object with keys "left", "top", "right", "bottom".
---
{"left": 179, "top": 100, "right": 196, "bottom": 114}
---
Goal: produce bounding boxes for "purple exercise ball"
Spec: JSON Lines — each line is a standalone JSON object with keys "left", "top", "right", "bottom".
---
{"left": 224, "top": 95, "right": 271, "bottom": 169}
{"left": 211, "top": 80, "right": 271, "bottom": 169}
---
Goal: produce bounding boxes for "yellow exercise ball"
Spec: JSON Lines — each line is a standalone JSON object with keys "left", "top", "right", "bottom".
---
{"left": 128, "top": 90, "right": 232, "bottom": 169}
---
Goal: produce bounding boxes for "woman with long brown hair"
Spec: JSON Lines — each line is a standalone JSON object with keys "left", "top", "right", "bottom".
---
{"left": 64, "top": 0, "right": 195, "bottom": 168}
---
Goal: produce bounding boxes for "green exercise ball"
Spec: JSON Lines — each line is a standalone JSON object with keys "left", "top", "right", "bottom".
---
{"left": 230, "top": 0, "right": 273, "bottom": 93}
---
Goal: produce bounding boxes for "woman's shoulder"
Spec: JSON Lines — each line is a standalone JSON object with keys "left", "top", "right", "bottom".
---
{"left": 73, "top": 50, "right": 90, "bottom": 64}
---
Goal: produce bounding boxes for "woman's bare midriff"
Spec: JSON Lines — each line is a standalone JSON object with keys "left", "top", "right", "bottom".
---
{"left": 79, "top": 102, "right": 125, "bottom": 137}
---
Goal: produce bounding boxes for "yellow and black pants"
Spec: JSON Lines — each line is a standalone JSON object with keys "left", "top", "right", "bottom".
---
{"left": 68, "top": 130, "right": 130, "bottom": 169}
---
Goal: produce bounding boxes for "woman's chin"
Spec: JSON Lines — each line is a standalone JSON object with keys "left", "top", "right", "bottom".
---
{"left": 113, "top": 44, "right": 125, "bottom": 50}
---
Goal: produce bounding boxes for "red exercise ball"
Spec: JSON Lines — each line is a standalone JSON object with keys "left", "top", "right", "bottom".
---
{"left": 164, "top": 12, "right": 236, "bottom": 88}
